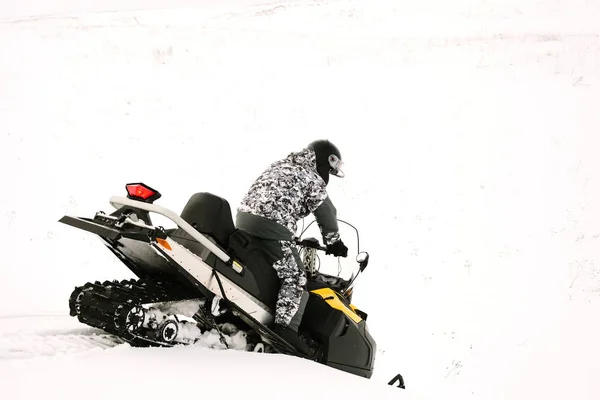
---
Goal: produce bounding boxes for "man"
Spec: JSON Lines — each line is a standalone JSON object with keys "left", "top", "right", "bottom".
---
{"left": 235, "top": 139, "right": 348, "bottom": 354}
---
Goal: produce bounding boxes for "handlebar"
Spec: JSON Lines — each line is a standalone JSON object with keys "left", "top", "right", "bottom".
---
{"left": 294, "top": 222, "right": 369, "bottom": 295}
{"left": 294, "top": 237, "right": 327, "bottom": 251}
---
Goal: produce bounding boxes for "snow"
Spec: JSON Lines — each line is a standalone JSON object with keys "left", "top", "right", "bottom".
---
{"left": 1, "top": 0, "right": 600, "bottom": 399}
{"left": 1, "top": 319, "right": 401, "bottom": 400}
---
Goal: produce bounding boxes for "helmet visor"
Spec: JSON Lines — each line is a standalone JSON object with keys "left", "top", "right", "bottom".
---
{"left": 328, "top": 154, "right": 345, "bottom": 178}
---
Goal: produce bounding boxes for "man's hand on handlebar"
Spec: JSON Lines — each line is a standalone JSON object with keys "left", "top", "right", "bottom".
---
{"left": 325, "top": 240, "right": 348, "bottom": 258}
{"left": 296, "top": 237, "right": 325, "bottom": 250}
{"left": 296, "top": 237, "right": 348, "bottom": 257}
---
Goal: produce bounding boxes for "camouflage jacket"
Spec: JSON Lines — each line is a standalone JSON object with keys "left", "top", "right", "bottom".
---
{"left": 236, "top": 148, "right": 340, "bottom": 245}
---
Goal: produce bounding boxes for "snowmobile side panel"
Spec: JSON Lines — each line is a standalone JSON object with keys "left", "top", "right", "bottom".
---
{"left": 110, "top": 236, "right": 181, "bottom": 279}
{"left": 151, "top": 236, "right": 274, "bottom": 326}
{"left": 311, "top": 288, "right": 362, "bottom": 324}
{"left": 302, "top": 291, "right": 376, "bottom": 378}
{"left": 167, "top": 228, "right": 279, "bottom": 310}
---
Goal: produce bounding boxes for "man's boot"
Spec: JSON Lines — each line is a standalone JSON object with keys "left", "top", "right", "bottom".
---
{"left": 272, "top": 291, "right": 312, "bottom": 355}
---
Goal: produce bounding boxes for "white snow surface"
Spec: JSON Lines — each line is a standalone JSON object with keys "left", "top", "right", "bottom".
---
{"left": 1, "top": 0, "right": 600, "bottom": 399}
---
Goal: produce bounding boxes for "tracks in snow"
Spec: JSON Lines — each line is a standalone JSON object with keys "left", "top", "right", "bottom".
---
{"left": 0, "top": 316, "right": 125, "bottom": 361}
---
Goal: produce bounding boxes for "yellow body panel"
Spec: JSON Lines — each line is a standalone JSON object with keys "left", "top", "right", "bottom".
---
{"left": 310, "top": 288, "right": 362, "bottom": 324}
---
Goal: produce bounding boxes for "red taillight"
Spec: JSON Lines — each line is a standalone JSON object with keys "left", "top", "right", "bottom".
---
{"left": 125, "top": 183, "right": 161, "bottom": 202}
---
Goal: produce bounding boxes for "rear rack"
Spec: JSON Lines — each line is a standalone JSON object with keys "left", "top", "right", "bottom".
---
{"left": 109, "top": 196, "right": 231, "bottom": 264}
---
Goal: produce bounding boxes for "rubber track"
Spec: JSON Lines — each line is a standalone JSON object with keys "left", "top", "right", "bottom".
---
{"left": 69, "top": 279, "right": 322, "bottom": 358}
{"left": 69, "top": 278, "right": 200, "bottom": 346}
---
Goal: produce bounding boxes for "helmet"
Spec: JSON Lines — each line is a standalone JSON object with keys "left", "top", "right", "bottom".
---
{"left": 307, "top": 140, "right": 344, "bottom": 185}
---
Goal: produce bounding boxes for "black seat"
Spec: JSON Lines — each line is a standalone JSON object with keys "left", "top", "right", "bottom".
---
{"left": 175, "top": 192, "right": 280, "bottom": 309}
{"left": 180, "top": 192, "right": 236, "bottom": 248}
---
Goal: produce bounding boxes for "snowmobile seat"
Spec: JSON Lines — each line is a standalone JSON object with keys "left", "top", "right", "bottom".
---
{"left": 179, "top": 192, "right": 236, "bottom": 249}
{"left": 168, "top": 192, "right": 280, "bottom": 309}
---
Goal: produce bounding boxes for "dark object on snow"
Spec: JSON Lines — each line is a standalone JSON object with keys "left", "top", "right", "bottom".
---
{"left": 388, "top": 373, "right": 406, "bottom": 389}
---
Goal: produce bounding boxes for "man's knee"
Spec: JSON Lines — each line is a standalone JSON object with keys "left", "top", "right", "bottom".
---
{"left": 279, "top": 284, "right": 302, "bottom": 299}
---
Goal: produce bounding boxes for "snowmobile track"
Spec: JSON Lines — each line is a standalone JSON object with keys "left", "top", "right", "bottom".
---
{"left": 70, "top": 277, "right": 203, "bottom": 344}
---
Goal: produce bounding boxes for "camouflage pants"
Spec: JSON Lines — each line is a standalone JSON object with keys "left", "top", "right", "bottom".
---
{"left": 272, "top": 241, "right": 307, "bottom": 326}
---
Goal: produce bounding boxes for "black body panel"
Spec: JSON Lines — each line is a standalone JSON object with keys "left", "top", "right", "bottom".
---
{"left": 167, "top": 228, "right": 279, "bottom": 309}
{"left": 301, "top": 293, "right": 376, "bottom": 378}
{"left": 59, "top": 215, "right": 199, "bottom": 293}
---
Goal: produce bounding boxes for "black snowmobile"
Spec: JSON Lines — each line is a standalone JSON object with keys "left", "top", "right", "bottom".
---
{"left": 59, "top": 182, "right": 404, "bottom": 388}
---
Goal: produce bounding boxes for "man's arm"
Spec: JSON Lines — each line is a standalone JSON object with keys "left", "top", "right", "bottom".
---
{"left": 312, "top": 196, "right": 341, "bottom": 245}
{"left": 304, "top": 179, "right": 347, "bottom": 257}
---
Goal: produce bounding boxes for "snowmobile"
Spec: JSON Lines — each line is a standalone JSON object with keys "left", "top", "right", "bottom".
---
{"left": 59, "top": 182, "right": 404, "bottom": 388}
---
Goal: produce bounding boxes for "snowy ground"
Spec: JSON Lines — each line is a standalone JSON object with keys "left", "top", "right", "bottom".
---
{"left": 1, "top": 0, "right": 600, "bottom": 399}
{"left": 0, "top": 316, "right": 405, "bottom": 399}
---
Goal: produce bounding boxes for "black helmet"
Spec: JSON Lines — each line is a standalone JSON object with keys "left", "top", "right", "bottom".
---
{"left": 307, "top": 139, "right": 344, "bottom": 185}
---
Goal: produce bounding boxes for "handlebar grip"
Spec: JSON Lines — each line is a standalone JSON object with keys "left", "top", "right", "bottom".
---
{"left": 295, "top": 237, "right": 326, "bottom": 251}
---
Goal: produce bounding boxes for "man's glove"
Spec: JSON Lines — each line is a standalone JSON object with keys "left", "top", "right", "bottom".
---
{"left": 326, "top": 240, "right": 348, "bottom": 257}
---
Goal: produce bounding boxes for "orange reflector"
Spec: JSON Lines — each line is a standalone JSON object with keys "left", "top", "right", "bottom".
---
{"left": 156, "top": 238, "right": 172, "bottom": 250}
